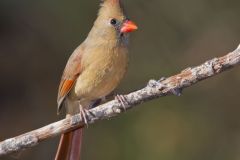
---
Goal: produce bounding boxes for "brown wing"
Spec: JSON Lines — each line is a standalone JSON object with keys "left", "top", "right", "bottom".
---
{"left": 57, "top": 45, "right": 85, "bottom": 112}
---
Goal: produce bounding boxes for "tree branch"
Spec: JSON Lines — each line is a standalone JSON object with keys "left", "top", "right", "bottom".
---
{"left": 1, "top": 44, "right": 240, "bottom": 157}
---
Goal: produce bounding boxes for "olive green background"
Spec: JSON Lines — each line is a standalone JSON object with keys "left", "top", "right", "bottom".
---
{"left": 1, "top": 0, "right": 240, "bottom": 160}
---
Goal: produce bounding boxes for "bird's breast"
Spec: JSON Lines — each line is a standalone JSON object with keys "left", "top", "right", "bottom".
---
{"left": 70, "top": 45, "right": 129, "bottom": 102}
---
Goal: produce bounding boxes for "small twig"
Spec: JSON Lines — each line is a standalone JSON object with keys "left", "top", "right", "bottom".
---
{"left": 0, "top": 44, "right": 240, "bottom": 156}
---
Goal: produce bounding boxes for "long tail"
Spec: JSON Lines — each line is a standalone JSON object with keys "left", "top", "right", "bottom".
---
{"left": 55, "top": 128, "right": 83, "bottom": 160}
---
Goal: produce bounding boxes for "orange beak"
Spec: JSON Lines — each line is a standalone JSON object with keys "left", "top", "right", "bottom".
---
{"left": 121, "top": 20, "right": 138, "bottom": 33}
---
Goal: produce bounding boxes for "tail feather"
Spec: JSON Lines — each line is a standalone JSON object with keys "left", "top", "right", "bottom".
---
{"left": 55, "top": 128, "right": 83, "bottom": 160}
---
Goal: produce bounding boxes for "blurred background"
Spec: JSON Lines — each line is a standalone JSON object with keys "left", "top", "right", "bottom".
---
{"left": 1, "top": 0, "right": 240, "bottom": 159}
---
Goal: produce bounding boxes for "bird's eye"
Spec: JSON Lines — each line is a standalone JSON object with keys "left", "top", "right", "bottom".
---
{"left": 110, "top": 18, "right": 117, "bottom": 25}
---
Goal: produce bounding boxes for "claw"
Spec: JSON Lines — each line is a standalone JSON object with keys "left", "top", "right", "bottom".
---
{"left": 79, "top": 105, "right": 90, "bottom": 126}
{"left": 115, "top": 95, "right": 129, "bottom": 111}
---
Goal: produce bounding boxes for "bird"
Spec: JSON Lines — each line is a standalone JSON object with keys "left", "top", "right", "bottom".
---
{"left": 55, "top": 0, "right": 137, "bottom": 159}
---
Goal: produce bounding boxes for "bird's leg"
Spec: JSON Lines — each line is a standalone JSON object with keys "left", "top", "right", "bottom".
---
{"left": 115, "top": 94, "right": 129, "bottom": 111}
{"left": 79, "top": 104, "right": 89, "bottom": 125}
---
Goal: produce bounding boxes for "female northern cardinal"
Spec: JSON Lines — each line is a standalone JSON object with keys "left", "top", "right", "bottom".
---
{"left": 55, "top": 0, "right": 137, "bottom": 159}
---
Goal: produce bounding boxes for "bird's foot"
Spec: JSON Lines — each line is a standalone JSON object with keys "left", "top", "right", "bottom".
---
{"left": 79, "top": 106, "right": 91, "bottom": 126}
{"left": 115, "top": 94, "right": 129, "bottom": 111}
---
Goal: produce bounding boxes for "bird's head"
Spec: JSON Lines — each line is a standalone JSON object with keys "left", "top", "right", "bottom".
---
{"left": 90, "top": 0, "right": 137, "bottom": 42}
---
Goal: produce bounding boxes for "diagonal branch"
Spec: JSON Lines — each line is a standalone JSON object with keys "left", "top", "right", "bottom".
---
{"left": 0, "top": 44, "right": 240, "bottom": 157}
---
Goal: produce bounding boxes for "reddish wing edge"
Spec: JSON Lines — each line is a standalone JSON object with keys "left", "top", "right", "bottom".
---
{"left": 57, "top": 45, "right": 84, "bottom": 112}
{"left": 57, "top": 79, "right": 76, "bottom": 112}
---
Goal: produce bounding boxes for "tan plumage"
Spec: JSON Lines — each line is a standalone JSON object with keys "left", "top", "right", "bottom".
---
{"left": 55, "top": 0, "right": 137, "bottom": 159}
